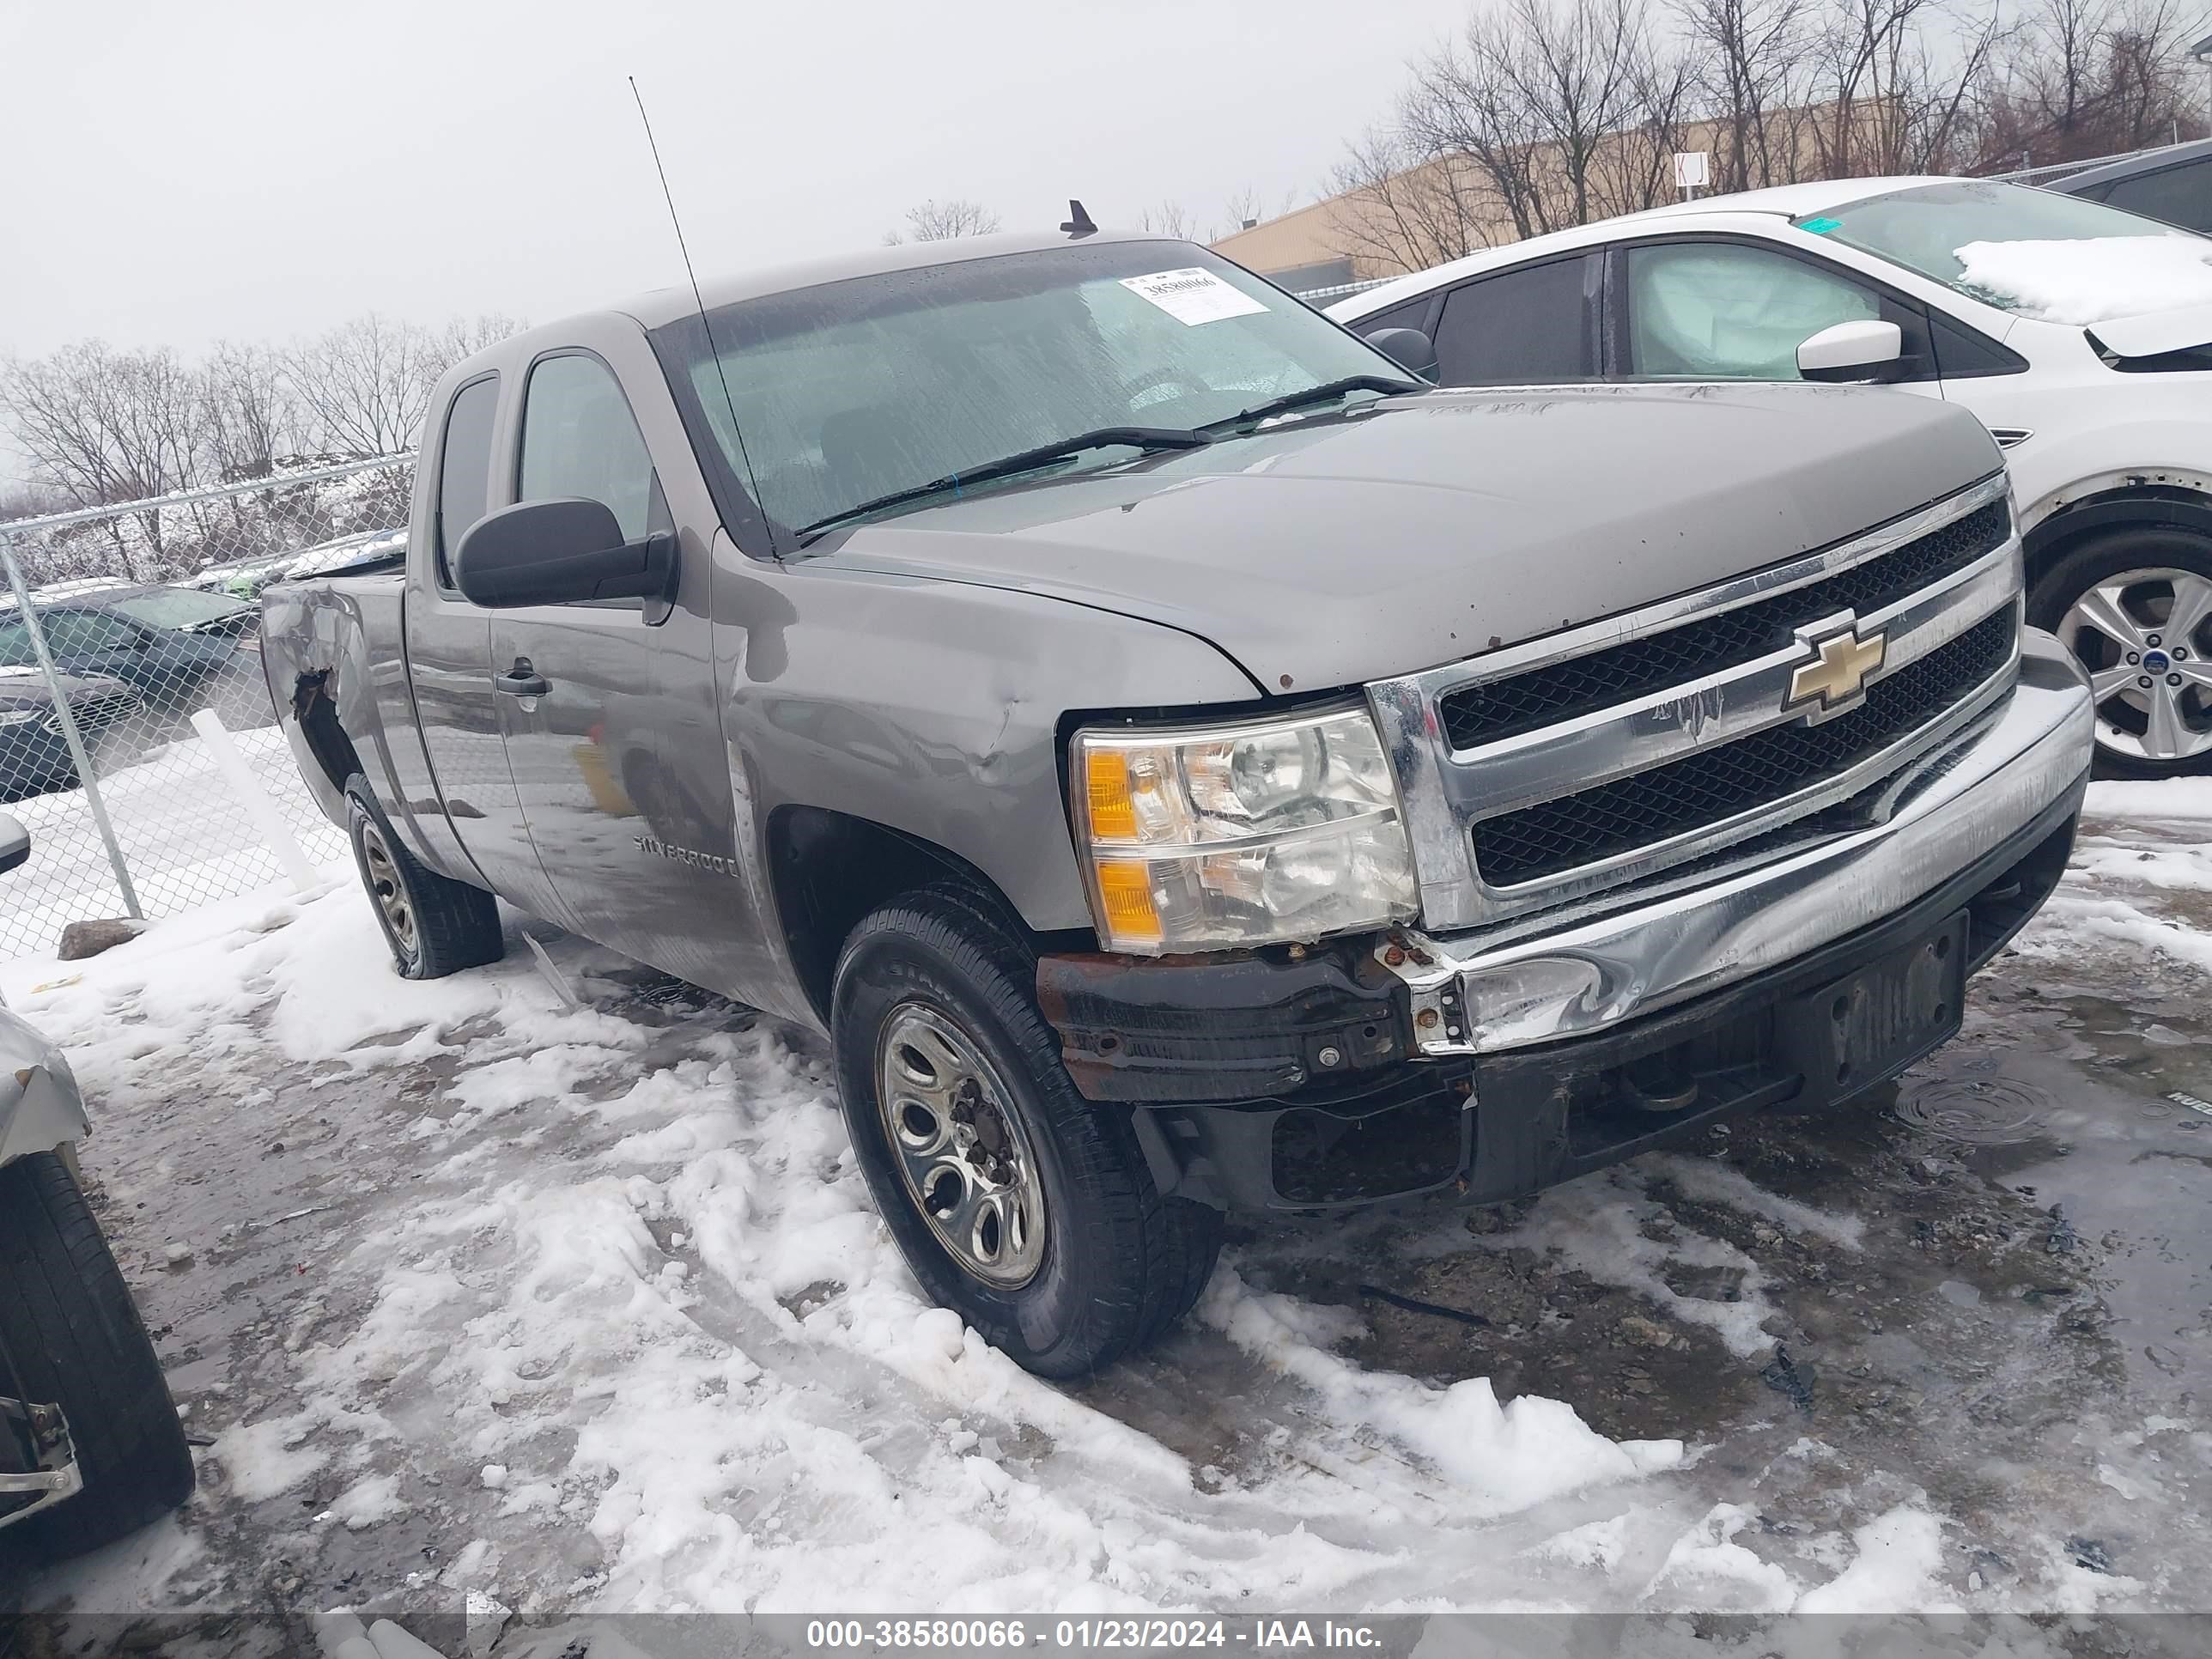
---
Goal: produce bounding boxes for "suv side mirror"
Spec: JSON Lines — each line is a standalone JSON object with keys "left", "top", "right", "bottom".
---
{"left": 454, "top": 498, "right": 676, "bottom": 611}
{"left": 1364, "top": 326, "right": 1439, "bottom": 381}
{"left": 1797, "top": 319, "right": 1904, "bottom": 384}
{"left": 0, "top": 811, "right": 28, "bottom": 875}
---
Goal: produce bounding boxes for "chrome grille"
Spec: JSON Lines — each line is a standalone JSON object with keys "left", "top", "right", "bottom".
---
{"left": 1471, "top": 609, "right": 2017, "bottom": 885}
{"left": 1366, "top": 474, "right": 2025, "bottom": 932}
{"left": 1438, "top": 498, "right": 2011, "bottom": 749}
{"left": 46, "top": 691, "right": 142, "bottom": 738}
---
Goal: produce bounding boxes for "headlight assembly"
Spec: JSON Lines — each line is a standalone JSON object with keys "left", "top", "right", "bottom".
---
{"left": 1071, "top": 706, "right": 1416, "bottom": 954}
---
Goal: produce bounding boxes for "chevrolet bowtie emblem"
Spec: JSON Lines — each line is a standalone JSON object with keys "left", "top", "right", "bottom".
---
{"left": 1788, "top": 623, "right": 1887, "bottom": 712}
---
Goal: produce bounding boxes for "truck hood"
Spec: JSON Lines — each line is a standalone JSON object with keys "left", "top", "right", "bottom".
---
{"left": 819, "top": 383, "right": 2002, "bottom": 693}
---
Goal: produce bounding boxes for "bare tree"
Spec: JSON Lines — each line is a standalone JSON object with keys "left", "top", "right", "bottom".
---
{"left": 280, "top": 313, "right": 520, "bottom": 459}
{"left": 1975, "top": 0, "right": 2208, "bottom": 167}
{"left": 0, "top": 480, "right": 70, "bottom": 526}
{"left": 1800, "top": 0, "right": 2005, "bottom": 177}
{"left": 1404, "top": 0, "right": 1702, "bottom": 240}
{"left": 1218, "top": 185, "right": 1268, "bottom": 234}
{"left": 0, "top": 342, "right": 207, "bottom": 515}
{"left": 1674, "top": 0, "right": 1821, "bottom": 191}
{"left": 886, "top": 198, "right": 1004, "bottom": 243}
{"left": 201, "top": 343, "right": 300, "bottom": 483}
{"left": 1328, "top": 126, "right": 1498, "bottom": 271}
{"left": 1138, "top": 200, "right": 1198, "bottom": 238}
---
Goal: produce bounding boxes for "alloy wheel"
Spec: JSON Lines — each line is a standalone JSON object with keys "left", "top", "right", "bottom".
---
{"left": 2057, "top": 566, "right": 2212, "bottom": 765}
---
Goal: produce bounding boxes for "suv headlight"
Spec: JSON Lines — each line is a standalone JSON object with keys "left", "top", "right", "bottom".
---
{"left": 1071, "top": 706, "right": 1416, "bottom": 954}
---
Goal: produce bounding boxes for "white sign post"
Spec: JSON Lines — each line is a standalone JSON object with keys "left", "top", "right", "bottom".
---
{"left": 1673, "top": 150, "right": 1712, "bottom": 200}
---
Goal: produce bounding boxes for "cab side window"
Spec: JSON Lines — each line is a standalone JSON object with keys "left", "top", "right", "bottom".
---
{"left": 434, "top": 375, "right": 500, "bottom": 589}
{"left": 517, "top": 354, "right": 656, "bottom": 542}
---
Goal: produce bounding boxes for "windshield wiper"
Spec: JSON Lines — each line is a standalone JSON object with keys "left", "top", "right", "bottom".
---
{"left": 1200, "top": 374, "right": 1425, "bottom": 435}
{"left": 797, "top": 426, "right": 1212, "bottom": 543}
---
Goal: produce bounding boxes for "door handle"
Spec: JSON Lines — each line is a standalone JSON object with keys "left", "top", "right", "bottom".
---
{"left": 495, "top": 659, "right": 550, "bottom": 697}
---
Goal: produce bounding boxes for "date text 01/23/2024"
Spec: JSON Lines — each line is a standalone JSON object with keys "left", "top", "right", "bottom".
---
{"left": 804, "top": 1620, "right": 1387, "bottom": 1650}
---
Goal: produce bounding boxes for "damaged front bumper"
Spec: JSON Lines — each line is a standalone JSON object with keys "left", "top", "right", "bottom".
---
{"left": 1036, "top": 634, "right": 2094, "bottom": 1212}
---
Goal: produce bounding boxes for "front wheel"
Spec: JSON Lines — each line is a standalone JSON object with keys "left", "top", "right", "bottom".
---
{"left": 830, "top": 886, "right": 1221, "bottom": 1378}
{"left": 0, "top": 1151, "right": 195, "bottom": 1560}
{"left": 2030, "top": 526, "right": 2212, "bottom": 777}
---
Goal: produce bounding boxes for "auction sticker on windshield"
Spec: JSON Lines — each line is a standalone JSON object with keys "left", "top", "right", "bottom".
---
{"left": 1121, "top": 268, "right": 1269, "bottom": 325}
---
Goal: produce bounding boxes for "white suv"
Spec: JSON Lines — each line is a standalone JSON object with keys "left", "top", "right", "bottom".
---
{"left": 1330, "top": 177, "right": 2212, "bottom": 776}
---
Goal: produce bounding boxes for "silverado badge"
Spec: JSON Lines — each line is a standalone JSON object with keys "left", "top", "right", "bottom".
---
{"left": 1788, "top": 622, "right": 1887, "bottom": 714}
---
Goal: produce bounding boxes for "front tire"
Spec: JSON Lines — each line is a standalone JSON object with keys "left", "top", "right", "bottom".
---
{"left": 2030, "top": 526, "right": 2212, "bottom": 777}
{"left": 830, "top": 886, "right": 1221, "bottom": 1377}
{"left": 0, "top": 1151, "right": 194, "bottom": 1560}
{"left": 344, "top": 784, "right": 503, "bottom": 979}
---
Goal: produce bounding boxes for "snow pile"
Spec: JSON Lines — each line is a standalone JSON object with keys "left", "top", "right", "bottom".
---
{"left": 1952, "top": 235, "right": 2212, "bottom": 325}
{"left": 1200, "top": 1266, "right": 1684, "bottom": 1514}
{"left": 9, "top": 871, "right": 2173, "bottom": 1626}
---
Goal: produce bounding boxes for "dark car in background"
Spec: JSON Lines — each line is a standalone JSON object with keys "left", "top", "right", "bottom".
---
{"left": 0, "top": 669, "right": 146, "bottom": 803}
{"left": 0, "top": 585, "right": 273, "bottom": 731}
{"left": 188, "top": 526, "right": 408, "bottom": 601}
{"left": 2049, "top": 138, "right": 2212, "bottom": 233}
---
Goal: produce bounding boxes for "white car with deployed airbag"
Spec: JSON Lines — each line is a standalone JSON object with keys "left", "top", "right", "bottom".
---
{"left": 1331, "top": 178, "right": 2212, "bottom": 775}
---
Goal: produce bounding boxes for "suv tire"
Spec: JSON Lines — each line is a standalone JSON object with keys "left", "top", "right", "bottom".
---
{"left": 2030, "top": 525, "right": 2212, "bottom": 778}
{"left": 830, "top": 885, "right": 1221, "bottom": 1377}
{"left": 344, "top": 782, "right": 503, "bottom": 979}
{"left": 0, "top": 1151, "right": 194, "bottom": 1560}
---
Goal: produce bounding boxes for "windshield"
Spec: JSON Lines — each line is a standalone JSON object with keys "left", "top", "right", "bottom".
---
{"left": 1802, "top": 180, "right": 2212, "bottom": 322}
{"left": 105, "top": 588, "right": 250, "bottom": 629}
{"left": 651, "top": 240, "right": 1402, "bottom": 536}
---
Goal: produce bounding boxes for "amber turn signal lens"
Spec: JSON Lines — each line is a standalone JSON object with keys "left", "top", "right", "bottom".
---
{"left": 1085, "top": 750, "right": 1138, "bottom": 841}
{"left": 1093, "top": 860, "right": 1162, "bottom": 945}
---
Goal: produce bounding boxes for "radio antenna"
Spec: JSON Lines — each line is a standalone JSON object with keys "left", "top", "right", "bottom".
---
{"left": 628, "top": 76, "right": 756, "bottom": 516}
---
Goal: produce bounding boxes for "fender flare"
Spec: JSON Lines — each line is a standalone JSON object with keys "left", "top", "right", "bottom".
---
{"left": 2021, "top": 483, "right": 2212, "bottom": 588}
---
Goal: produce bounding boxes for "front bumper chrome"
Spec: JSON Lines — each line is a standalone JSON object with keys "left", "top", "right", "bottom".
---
{"left": 1380, "top": 629, "right": 2094, "bottom": 1055}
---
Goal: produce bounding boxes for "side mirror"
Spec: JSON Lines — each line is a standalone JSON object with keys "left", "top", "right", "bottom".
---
{"left": 454, "top": 498, "right": 675, "bottom": 611}
{"left": 1364, "top": 326, "right": 1439, "bottom": 381}
{"left": 0, "top": 811, "right": 28, "bottom": 875}
{"left": 1796, "top": 319, "right": 1905, "bottom": 384}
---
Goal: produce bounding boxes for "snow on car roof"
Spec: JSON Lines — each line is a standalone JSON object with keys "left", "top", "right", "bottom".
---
{"left": 0, "top": 574, "right": 137, "bottom": 613}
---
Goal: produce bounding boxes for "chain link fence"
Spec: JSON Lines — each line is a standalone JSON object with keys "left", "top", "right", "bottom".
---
{"left": 0, "top": 457, "right": 410, "bottom": 958}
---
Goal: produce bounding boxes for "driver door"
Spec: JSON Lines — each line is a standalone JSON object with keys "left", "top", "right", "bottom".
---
{"left": 487, "top": 334, "right": 740, "bottom": 984}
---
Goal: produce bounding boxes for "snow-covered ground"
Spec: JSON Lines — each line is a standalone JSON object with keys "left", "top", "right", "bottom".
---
{"left": 2, "top": 784, "right": 2210, "bottom": 1656}
{"left": 0, "top": 721, "right": 347, "bottom": 959}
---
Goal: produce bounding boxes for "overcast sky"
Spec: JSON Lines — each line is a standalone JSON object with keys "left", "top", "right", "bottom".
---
{"left": 0, "top": 0, "right": 1462, "bottom": 362}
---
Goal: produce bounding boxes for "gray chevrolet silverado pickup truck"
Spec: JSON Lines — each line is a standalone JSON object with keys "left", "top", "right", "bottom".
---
{"left": 264, "top": 228, "right": 2096, "bottom": 1376}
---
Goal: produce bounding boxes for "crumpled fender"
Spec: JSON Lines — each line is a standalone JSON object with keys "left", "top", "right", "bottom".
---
{"left": 0, "top": 1009, "right": 88, "bottom": 1168}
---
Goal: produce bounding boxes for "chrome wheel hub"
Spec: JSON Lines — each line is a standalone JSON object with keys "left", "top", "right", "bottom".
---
{"left": 2059, "top": 567, "right": 2212, "bottom": 763}
{"left": 359, "top": 822, "right": 417, "bottom": 956}
{"left": 875, "top": 1004, "right": 1045, "bottom": 1287}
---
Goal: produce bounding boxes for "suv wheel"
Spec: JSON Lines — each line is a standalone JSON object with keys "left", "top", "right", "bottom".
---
{"left": 344, "top": 783, "right": 504, "bottom": 978}
{"left": 830, "top": 885, "right": 1221, "bottom": 1378}
{"left": 2031, "top": 525, "right": 2212, "bottom": 777}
